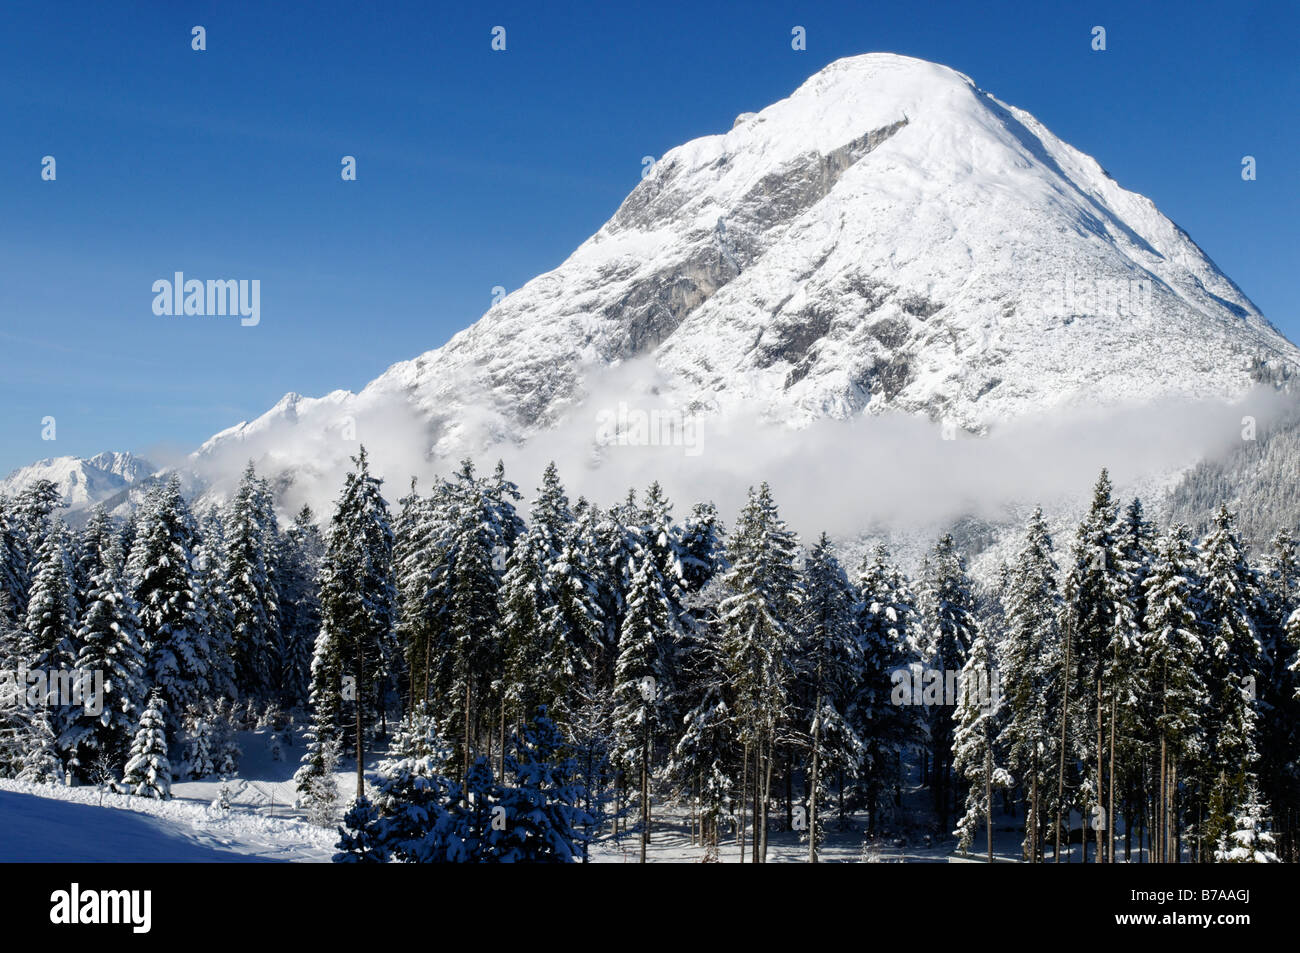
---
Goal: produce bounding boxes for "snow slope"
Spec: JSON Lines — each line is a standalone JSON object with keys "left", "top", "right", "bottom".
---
{"left": 184, "top": 53, "right": 1296, "bottom": 509}
{"left": 0, "top": 781, "right": 333, "bottom": 862}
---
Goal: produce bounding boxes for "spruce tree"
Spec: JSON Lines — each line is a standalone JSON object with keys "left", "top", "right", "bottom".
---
{"left": 73, "top": 505, "right": 116, "bottom": 597}
{"left": 680, "top": 501, "right": 728, "bottom": 593}
{"left": 9, "top": 479, "right": 64, "bottom": 616}
{"left": 1214, "top": 783, "right": 1280, "bottom": 863}
{"left": 224, "top": 462, "right": 281, "bottom": 702}
{"left": 185, "top": 716, "right": 216, "bottom": 779}
{"left": 20, "top": 517, "right": 78, "bottom": 679}
{"left": 17, "top": 707, "right": 63, "bottom": 783}
{"left": 1141, "top": 524, "right": 1207, "bottom": 862}
{"left": 1198, "top": 505, "right": 1263, "bottom": 818}
{"left": 612, "top": 549, "right": 683, "bottom": 860}
{"left": 856, "top": 544, "right": 920, "bottom": 833}
{"left": 319, "top": 447, "right": 397, "bottom": 799}
{"left": 667, "top": 577, "right": 736, "bottom": 860}
{"left": 1252, "top": 530, "right": 1300, "bottom": 859}
{"left": 953, "top": 624, "right": 1011, "bottom": 860}
{"left": 1061, "top": 469, "right": 1136, "bottom": 862}
{"left": 0, "top": 497, "right": 27, "bottom": 631}
{"left": 493, "top": 708, "right": 591, "bottom": 863}
{"left": 122, "top": 693, "right": 171, "bottom": 799}
{"left": 194, "top": 508, "right": 237, "bottom": 702}
{"left": 796, "top": 534, "right": 862, "bottom": 861}
{"left": 333, "top": 797, "right": 387, "bottom": 862}
{"left": 67, "top": 555, "right": 145, "bottom": 776}
{"left": 999, "top": 507, "right": 1062, "bottom": 862}
{"left": 446, "top": 460, "right": 513, "bottom": 780}
{"left": 719, "top": 483, "right": 800, "bottom": 863}
{"left": 128, "top": 477, "right": 211, "bottom": 738}
{"left": 499, "top": 464, "right": 600, "bottom": 729}
{"left": 277, "top": 505, "right": 323, "bottom": 711}
{"left": 919, "top": 533, "right": 977, "bottom": 833}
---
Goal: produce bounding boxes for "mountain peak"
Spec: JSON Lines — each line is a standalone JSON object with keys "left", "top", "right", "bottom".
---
{"left": 155, "top": 53, "right": 1298, "bottom": 512}
{"left": 0, "top": 451, "right": 154, "bottom": 511}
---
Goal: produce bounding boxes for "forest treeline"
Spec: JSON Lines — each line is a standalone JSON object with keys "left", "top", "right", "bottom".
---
{"left": 0, "top": 451, "right": 1296, "bottom": 863}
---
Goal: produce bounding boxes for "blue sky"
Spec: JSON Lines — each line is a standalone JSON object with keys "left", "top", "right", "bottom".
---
{"left": 1, "top": 0, "right": 1296, "bottom": 475}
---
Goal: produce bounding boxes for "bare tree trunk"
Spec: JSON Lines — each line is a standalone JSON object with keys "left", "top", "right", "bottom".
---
{"left": 1029, "top": 757, "right": 1039, "bottom": 863}
{"left": 1095, "top": 679, "right": 1104, "bottom": 863}
{"left": 985, "top": 746, "right": 994, "bottom": 863}
{"left": 1108, "top": 696, "right": 1116, "bottom": 863}
{"left": 355, "top": 652, "right": 365, "bottom": 800}
{"left": 809, "top": 694, "right": 822, "bottom": 864}
{"left": 498, "top": 696, "right": 506, "bottom": 779}
{"left": 463, "top": 678, "right": 472, "bottom": 788}
{"left": 639, "top": 727, "right": 648, "bottom": 864}
{"left": 784, "top": 752, "right": 793, "bottom": 834}
{"left": 1055, "top": 615, "right": 1072, "bottom": 863}
{"left": 739, "top": 742, "right": 749, "bottom": 863}
{"left": 760, "top": 740, "right": 774, "bottom": 863}
{"left": 1169, "top": 761, "right": 1178, "bottom": 863}
{"left": 1158, "top": 737, "right": 1166, "bottom": 863}
{"left": 753, "top": 741, "right": 761, "bottom": 864}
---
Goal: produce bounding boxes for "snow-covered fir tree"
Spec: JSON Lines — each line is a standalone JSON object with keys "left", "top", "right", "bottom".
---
{"left": 67, "top": 552, "right": 146, "bottom": 776}
{"left": 952, "top": 623, "right": 1011, "bottom": 860}
{"left": 1062, "top": 469, "right": 1137, "bottom": 862}
{"left": 1197, "top": 504, "right": 1263, "bottom": 815}
{"left": 20, "top": 517, "right": 78, "bottom": 681}
{"left": 1140, "top": 523, "right": 1208, "bottom": 863}
{"left": 17, "top": 706, "right": 63, "bottom": 783}
{"left": 318, "top": 447, "right": 398, "bottom": 799}
{"left": 127, "top": 477, "right": 212, "bottom": 738}
{"left": 679, "top": 501, "right": 728, "bottom": 594}
{"left": 7, "top": 479, "right": 64, "bottom": 617}
{"left": 122, "top": 693, "right": 171, "bottom": 799}
{"left": 493, "top": 708, "right": 592, "bottom": 863}
{"left": 185, "top": 715, "right": 216, "bottom": 779}
{"left": 1214, "top": 784, "right": 1280, "bottom": 863}
{"left": 224, "top": 462, "right": 281, "bottom": 703}
{"left": 667, "top": 577, "right": 737, "bottom": 859}
{"left": 998, "top": 507, "right": 1062, "bottom": 862}
{"left": 919, "top": 532, "right": 978, "bottom": 832}
{"left": 334, "top": 797, "right": 387, "bottom": 863}
{"left": 855, "top": 543, "right": 920, "bottom": 832}
{"left": 796, "top": 534, "right": 862, "bottom": 861}
{"left": 612, "top": 548, "right": 684, "bottom": 860}
{"left": 276, "top": 505, "right": 324, "bottom": 711}
{"left": 436, "top": 459, "right": 515, "bottom": 781}
{"left": 499, "top": 464, "right": 602, "bottom": 731}
{"left": 719, "top": 482, "right": 800, "bottom": 863}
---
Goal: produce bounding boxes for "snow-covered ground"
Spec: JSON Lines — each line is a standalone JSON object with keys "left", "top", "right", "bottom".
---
{"left": 0, "top": 780, "right": 336, "bottom": 862}
{"left": 2, "top": 725, "right": 1124, "bottom": 864}
{"left": 0, "top": 727, "right": 341, "bottom": 863}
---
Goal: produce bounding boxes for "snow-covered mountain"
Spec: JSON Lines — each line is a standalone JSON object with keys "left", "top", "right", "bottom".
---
{"left": 15, "top": 53, "right": 1300, "bottom": 535}
{"left": 0, "top": 451, "right": 156, "bottom": 512}
{"left": 194, "top": 55, "right": 1296, "bottom": 482}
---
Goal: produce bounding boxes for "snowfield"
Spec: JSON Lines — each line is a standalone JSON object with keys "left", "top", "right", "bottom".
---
{"left": 0, "top": 780, "right": 334, "bottom": 862}
{"left": 0, "top": 728, "right": 341, "bottom": 862}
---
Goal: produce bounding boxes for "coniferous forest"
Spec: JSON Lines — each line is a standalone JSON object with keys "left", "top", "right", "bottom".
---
{"left": 1, "top": 449, "right": 1296, "bottom": 864}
